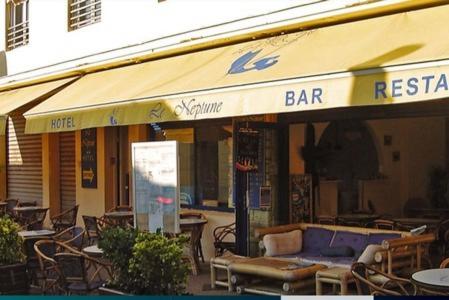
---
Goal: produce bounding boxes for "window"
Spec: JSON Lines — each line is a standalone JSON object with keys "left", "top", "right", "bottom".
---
{"left": 68, "top": 0, "right": 101, "bottom": 31}
{"left": 6, "top": 0, "right": 29, "bottom": 51}
{"left": 151, "top": 122, "right": 234, "bottom": 210}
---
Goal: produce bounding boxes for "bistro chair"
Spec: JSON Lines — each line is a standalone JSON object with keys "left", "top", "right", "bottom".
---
{"left": 23, "top": 236, "right": 47, "bottom": 287}
{"left": 82, "top": 216, "right": 102, "bottom": 245}
{"left": 54, "top": 252, "right": 104, "bottom": 295}
{"left": 51, "top": 205, "right": 79, "bottom": 232}
{"left": 24, "top": 208, "right": 49, "bottom": 231}
{"left": 213, "top": 222, "right": 236, "bottom": 257}
{"left": 34, "top": 240, "right": 61, "bottom": 294}
{"left": 351, "top": 262, "right": 417, "bottom": 296}
{"left": 53, "top": 226, "right": 85, "bottom": 251}
{"left": 180, "top": 212, "right": 207, "bottom": 263}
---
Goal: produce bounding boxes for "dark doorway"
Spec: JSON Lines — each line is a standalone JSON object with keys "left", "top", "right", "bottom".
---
{"left": 316, "top": 120, "right": 379, "bottom": 213}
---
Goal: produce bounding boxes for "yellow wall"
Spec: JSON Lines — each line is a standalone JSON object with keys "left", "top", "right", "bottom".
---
{"left": 75, "top": 128, "right": 105, "bottom": 225}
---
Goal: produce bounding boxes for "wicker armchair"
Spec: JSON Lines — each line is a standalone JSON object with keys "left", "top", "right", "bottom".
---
{"left": 34, "top": 240, "right": 61, "bottom": 294}
{"left": 351, "top": 262, "right": 417, "bottom": 296}
{"left": 53, "top": 226, "right": 85, "bottom": 251}
{"left": 82, "top": 216, "right": 102, "bottom": 245}
{"left": 51, "top": 205, "right": 79, "bottom": 232}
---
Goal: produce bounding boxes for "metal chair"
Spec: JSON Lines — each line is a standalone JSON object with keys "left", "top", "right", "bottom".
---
{"left": 351, "top": 262, "right": 416, "bottom": 296}
{"left": 82, "top": 216, "right": 102, "bottom": 245}
{"left": 213, "top": 222, "right": 236, "bottom": 257}
{"left": 180, "top": 212, "right": 207, "bottom": 262}
{"left": 51, "top": 205, "right": 79, "bottom": 232}
{"left": 53, "top": 226, "right": 85, "bottom": 251}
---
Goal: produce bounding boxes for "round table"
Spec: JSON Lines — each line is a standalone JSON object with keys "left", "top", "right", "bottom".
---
{"left": 18, "top": 229, "right": 55, "bottom": 238}
{"left": 412, "top": 269, "right": 449, "bottom": 294}
{"left": 180, "top": 218, "right": 208, "bottom": 275}
{"left": 83, "top": 245, "right": 104, "bottom": 258}
{"left": 104, "top": 211, "right": 134, "bottom": 227}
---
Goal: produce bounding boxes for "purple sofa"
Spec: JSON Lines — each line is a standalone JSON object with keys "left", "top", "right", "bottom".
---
{"left": 257, "top": 224, "right": 405, "bottom": 269}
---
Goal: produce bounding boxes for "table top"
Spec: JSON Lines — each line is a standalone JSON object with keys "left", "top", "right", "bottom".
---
{"left": 0, "top": 202, "right": 7, "bottom": 206}
{"left": 412, "top": 269, "right": 449, "bottom": 291}
{"left": 19, "top": 229, "right": 55, "bottom": 238}
{"left": 83, "top": 245, "right": 104, "bottom": 255}
{"left": 230, "top": 257, "right": 326, "bottom": 280}
{"left": 13, "top": 206, "right": 43, "bottom": 211}
{"left": 104, "top": 211, "right": 134, "bottom": 217}
{"left": 180, "top": 218, "right": 208, "bottom": 226}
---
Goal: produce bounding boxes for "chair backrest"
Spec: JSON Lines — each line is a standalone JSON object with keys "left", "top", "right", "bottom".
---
{"left": 5, "top": 198, "right": 18, "bottom": 214}
{"left": 109, "top": 205, "right": 132, "bottom": 212}
{"left": 374, "top": 219, "right": 395, "bottom": 230}
{"left": 65, "top": 205, "right": 79, "bottom": 224}
{"left": 213, "top": 222, "right": 236, "bottom": 242}
{"left": 23, "top": 237, "right": 45, "bottom": 261}
{"left": 82, "top": 215, "right": 101, "bottom": 243}
{"left": 27, "top": 208, "right": 49, "bottom": 230}
{"left": 18, "top": 201, "right": 37, "bottom": 207}
{"left": 54, "top": 253, "right": 87, "bottom": 283}
{"left": 56, "top": 226, "right": 85, "bottom": 250}
{"left": 351, "top": 262, "right": 372, "bottom": 295}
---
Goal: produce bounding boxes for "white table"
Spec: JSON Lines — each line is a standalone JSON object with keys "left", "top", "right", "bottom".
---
{"left": 83, "top": 245, "right": 104, "bottom": 257}
{"left": 412, "top": 269, "right": 449, "bottom": 294}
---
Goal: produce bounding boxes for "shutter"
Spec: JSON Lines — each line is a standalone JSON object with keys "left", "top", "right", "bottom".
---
{"left": 59, "top": 131, "right": 76, "bottom": 212}
{"left": 7, "top": 115, "right": 42, "bottom": 204}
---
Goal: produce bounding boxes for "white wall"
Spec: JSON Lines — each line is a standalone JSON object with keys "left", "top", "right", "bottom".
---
{"left": 1, "top": 0, "right": 368, "bottom": 79}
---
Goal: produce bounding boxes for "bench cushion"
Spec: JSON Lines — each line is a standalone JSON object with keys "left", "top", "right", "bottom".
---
{"left": 302, "top": 227, "right": 334, "bottom": 254}
{"left": 263, "top": 230, "right": 302, "bottom": 257}
{"left": 367, "top": 233, "right": 401, "bottom": 245}
{"left": 330, "top": 231, "right": 367, "bottom": 253}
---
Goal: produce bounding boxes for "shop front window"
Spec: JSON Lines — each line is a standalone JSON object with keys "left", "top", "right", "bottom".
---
{"left": 151, "top": 122, "right": 233, "bottom": 210}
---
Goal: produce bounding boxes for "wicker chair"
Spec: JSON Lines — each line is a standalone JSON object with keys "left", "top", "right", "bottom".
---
{"left": 374, "top": 219, "right": 396, "bottom": 230}
{"left": 53, "top": 226, "right": 85, "bottom": 251}
{"left": 23, "top": 236, "right": 47, "bottom": 287}
{"left": 213, "top": 222, "right": 236, "bottom": 257}
{"left": 51, "top": 205, "right": 79, "bottom": 232}
{"left": 107, "top": 205, "right": 132, "bottom": 212}
{"left": 23, "top": 208, "right": 49, "bottom": 230}
{"left": 82, "top": 216, "right": 102, "bottom": 245}
{"left": 34, "top": 240, "right": 61, "bottom": 294}
{"left": 351, "top": 262, "right": 417, "bottom": 296}
{"left": 54, "top": 252, "right": 104, "bottom": 295}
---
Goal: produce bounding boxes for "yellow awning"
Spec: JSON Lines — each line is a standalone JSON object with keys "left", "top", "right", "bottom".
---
{"left": 0, "top": 77, "right": 76, "bottom": 134}
{"left": 24, "top": 5, "right": 449, "bottom": 133}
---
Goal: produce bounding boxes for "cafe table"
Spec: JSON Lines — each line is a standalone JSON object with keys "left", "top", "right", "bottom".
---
{"left": 412, "top": 269, "right": 449, "bottom": 295}
{"left": 180, "top": 218, "right": 208, "bottom": 275}
{"left": 82, "top": 245, "right": 112, "bottom": 280}
{"left": 18, "top": 229, "right": 55, "bottom": 238}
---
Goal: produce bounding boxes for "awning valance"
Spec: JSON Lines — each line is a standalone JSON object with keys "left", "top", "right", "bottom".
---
{"left": 24, "top": 4, "right": 449, "bottom": 133}
{"left": 0, "top": 77, "right": 77, "bottom": 134}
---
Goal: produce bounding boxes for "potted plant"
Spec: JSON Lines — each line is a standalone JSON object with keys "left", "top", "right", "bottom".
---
{"left": 0, "top": 216, "right": 27, "bottom": 294}
{"left": 98, "top": 227, "right": 189, "bottom": 295}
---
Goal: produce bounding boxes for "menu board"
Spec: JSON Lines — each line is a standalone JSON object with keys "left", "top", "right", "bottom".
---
{"left": 131, "top": 141, "right": 180, "bottom": 233}
{"left": 81, "top": 128, "right": 97, "bottom": 188}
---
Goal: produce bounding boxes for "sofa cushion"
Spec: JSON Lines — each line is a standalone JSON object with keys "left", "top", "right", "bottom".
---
{"left": 320, "top": 246, "right": 355, "bottom": 257}
{"left": 367, "top": 233, "right": 401, "bottom": 245}
{"left": 302, "top": 227, "right": 335, "bottom": 254}
{"left": 263, "top": 230, "right": 302, "bottom": 257}
{"left": 330, "top": 231, "right": 367, "bottom": 253}
{"left": 357, "top": 244, "right": 383, "bottom": 265}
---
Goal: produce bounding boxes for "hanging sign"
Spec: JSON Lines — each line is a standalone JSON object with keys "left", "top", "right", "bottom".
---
{"left": 236, "top": 127, "right": 259, "bottom": 172}
{"left": 81, "top": 128, "right": 97, "bottom": 188}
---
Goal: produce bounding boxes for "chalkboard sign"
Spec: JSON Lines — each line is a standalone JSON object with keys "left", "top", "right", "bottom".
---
{"left": 81, "top": 128, "right": 97, "bottom": 188}
{"left": 236, "top": 127, "right": 259, "bottom": 172}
